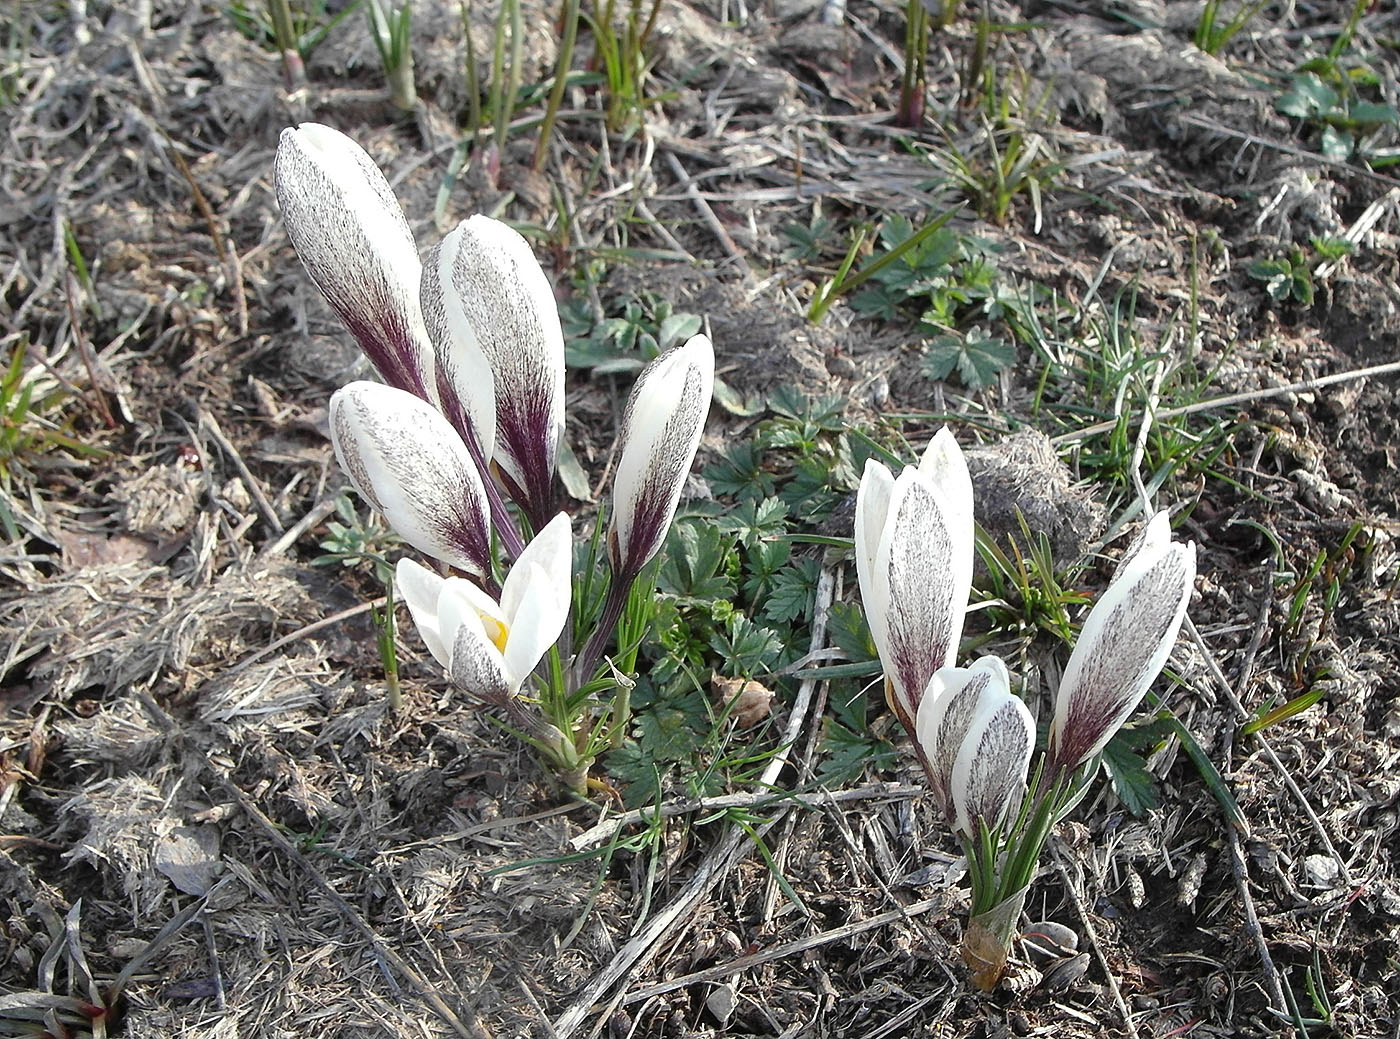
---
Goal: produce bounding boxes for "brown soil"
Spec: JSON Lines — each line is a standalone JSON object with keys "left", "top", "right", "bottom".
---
{"left": 3, "top": 1, "right": 1400, "bottom": 1037}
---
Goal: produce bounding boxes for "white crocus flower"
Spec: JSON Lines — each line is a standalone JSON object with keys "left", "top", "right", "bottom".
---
{"left": 420, "top": 215, "right": 566, "bottom": 530}
{"left": 854, "top": 428, "right": 975, "bottom": 733}
{"left": 916, "top": 656, "right": 1034, "bottom": 839}
{"left": 396, "top": 513, "right": 573, "bottom": 700}
{"left": 330, "top": 381, "right": 491, "bottom": 579}
{"left": 1046, "top": 510, "right": 1196, "bottom": 774}
{"left": 608, "top": 334, "right": 715, "bottom": 579}
{"left": 275, "top": 123, "right": 437, "bottom": 403}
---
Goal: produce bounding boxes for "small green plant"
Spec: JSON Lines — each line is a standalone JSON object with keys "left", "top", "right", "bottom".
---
{"left": 587, "top": 0, "right": 666, "bottom": 134}
{"left": 227, "top": 0, "right": 362, "bottom": 86}
{"left": 811, "top": 212, "right": 1027, "bottom": 390}
{"left": 932, "top": 56, "right": 1065, "bottom": 228}
{"left": 315, "top": 495, "right": 407, "bottom": 709}
{"left": 0, "top": 3, "right": 28, "bottom": 107}
{"left": 1247, "top": 237, "right": 1354, "bottom": 306}
{"left": 366, "top": 0, "right": 416, "bottom": 111}
{"left": 1192, "top": 0, "right": 1269, "bottom": 56}
{"left": 0, "top": 337, "right": 102, "bottom": 540}
{"left": 1275, "top": 47, "right": 1400, "bottom": 166}
{"left": 560, "top": 292, "right": 702, "bottom": 373}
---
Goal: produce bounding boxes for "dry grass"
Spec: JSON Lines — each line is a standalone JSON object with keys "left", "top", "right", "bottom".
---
{"left": 2, "top": 1, "right": 1399, "bottom": 1037}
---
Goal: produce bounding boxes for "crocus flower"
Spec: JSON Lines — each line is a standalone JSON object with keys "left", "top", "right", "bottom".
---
{"left": 1046, "top": 511, "right": 1196, "bottom": 774}
{"left": 854, "top": 429, "right": 974, "bottom": 733}
{"left": 396, "top": 513, "right": 573, "bottom": 701}
{"left": 608, "top": 334, "right": 714, "bottom": 579}
{"left": 916, "top": 656, "right": 1034, "bottom": 839}
{"left": 275, "top": 123, "right": 436, "bottom": 402}
{"left": 421, "top": 215, "right": 565, "bottom": 528}
{"left": 330, "top": 381, "right": 491, "bottom": 579}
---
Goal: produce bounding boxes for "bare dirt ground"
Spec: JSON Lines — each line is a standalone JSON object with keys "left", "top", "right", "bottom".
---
{"left": 3, "top": 1, "right": 1400, "bottom": 1037}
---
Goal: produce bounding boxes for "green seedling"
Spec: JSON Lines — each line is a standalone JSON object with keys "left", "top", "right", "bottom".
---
{"left": 1275, "top": 52, "right": 1400, "bottom": 166}
{"left": 228, "top": 0, "right": 363, "bottom": 86}
{"left": 807, "top": 207, "right": 960, "bottom": 323}
{"left": 1193, "top": 0, "right": 1269, "bottom": 55}
{"left": 367, "top": 0, "right": 416, "bottom": 110}
{"left": 314, "top": 494, "right": 405, "bottom": 710}
{"left": 561, "top": 291, "right": 702, "bottom": 373}
{"left": 587, "top": 0, "right": 665, "bottom": 134}
{"left": 533, "top": 0, "right": 582, "bottom": 169}
{"left": 1249, "top": 237, "right": 1355, "bottom": 307}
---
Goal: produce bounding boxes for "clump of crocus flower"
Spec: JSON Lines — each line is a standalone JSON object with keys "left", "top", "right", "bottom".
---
{"left": 856, "top": 436, "right": 1195, "bottom": 990}
{"left": 276, "top": 123, "right": 714, "bottom": 793}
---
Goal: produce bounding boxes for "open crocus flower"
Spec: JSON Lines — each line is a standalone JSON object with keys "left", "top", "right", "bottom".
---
{"left": 330, "top": 381, "right": 491, "bottom": 579}
{"left": 854, "top": 429, "right": 974, "bottom": 734}
{"left": 421, "top": 215, "right": 565, "bottom": 529}
{"left": 396, "top": 512, "right": 573, "bottom": 701}
{"left": 275, "top": 123, "right": 436, "bottom": 402}
{"left": 916, "top": 656, "right": 1034, "bottom": 840}
{"left": 1046, "top": 510, "right": 1196, "bottom": 775}
{"left": 608, "top": 334, "right": 714, "bottom": 579}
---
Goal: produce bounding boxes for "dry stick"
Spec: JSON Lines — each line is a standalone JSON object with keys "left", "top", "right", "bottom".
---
{"left": 224, "top": 782, "right": 494, "bottom": 1039}
{"left": 662, "top": 150, "right": 746, "bottom": 267}
{"left": 256, "top": 494, "right": 340, "bottom": 562}
{"left": 620, "top": 895, "right": 945, "bottom": 1004}
{"left": 1049, "top": 359, "right": 1400, "bottom": 446}
{"left": 225, "top": 599, "right": 382, "bottom": 677}
{"left": 1124, "top": 362, "right": 1295, "bottom": 1019}
{"left": 198, "top": 410, "right": 285, "bottom": 533}
{"left": 1219, "top": 718, "right": 1291, "bottom": 1026}
{"left": 569, "top": 782, "right": 922, "bottom": 851}
{"left": 1184, "top": 615, "right": 1352, "bottom": 885}
{"left": 1049, "top": 846, "right": 1134, "bottom": 1033}
{"left": 550, "top": 567, "right": 837, "bottom": 1039}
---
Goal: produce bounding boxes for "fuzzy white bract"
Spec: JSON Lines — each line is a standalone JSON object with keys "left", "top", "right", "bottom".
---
{"left": 275, "top": 123, "right": 436, "bottom": 402}
{"left": 421, "top": 215, "right": 565, "bottom": 527}
{"left": 916, "top": 656, "right": 1034, "bottom": 839}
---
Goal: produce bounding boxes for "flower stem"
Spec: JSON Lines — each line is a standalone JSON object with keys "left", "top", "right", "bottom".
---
{"left": 571, "top": 572, "right": 632, "bottom": 690}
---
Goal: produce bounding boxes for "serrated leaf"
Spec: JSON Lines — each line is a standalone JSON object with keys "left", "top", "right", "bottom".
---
{"left": 763, "top": 557, "right": 820, "bottom": 625}
{"left": 1100, "top": 733, "right": 1159, "bottom": 817}
{"left": 710, "top": 614, "right": 783, "bottom": 677}
{"left": 921, "top": 332, "right": 1016, "bottom": 390}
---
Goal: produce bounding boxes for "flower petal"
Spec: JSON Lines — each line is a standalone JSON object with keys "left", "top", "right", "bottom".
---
{"left": 950, "top": 679, "right": 1035, "bottom": 839}
{"left": 873, "top": 467, "right": 968, "bottom": 727}
{"left": 498, "top": 512, "right": 573, "bottom": 691}
{"left": 1048, "top": 520, "right": 1196, "bottom": 773}
{"left": 330, "top": 381, "right": 492, "bottom": 577}
{"left": 916, "top": 656, "right": 1009, "bottom": 821}
{"left": 854, "top": 460, "right": 896, "bottom": 661}
{"left": 447, "top": 616, "right": 512, "bottom": 705}
{"left": 609, "top": 335, "right": 715, "bottom": 578}
{"left": 396, "top": 558, "right": 449, "bottom": 666}
{"left": 421, "top": 238, "right": 497, "bottom": 466}
{"left": 275, "top": 124, "right": 436, "bottom": 401}
{"left": 426, "top": 215, "right": 565, "bottom": 527}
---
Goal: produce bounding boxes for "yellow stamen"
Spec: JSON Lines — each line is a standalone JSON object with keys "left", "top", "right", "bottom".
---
{"left": 490, "top": 620, "right": 510, "bottom": 654}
